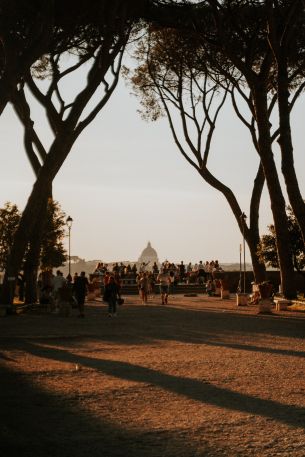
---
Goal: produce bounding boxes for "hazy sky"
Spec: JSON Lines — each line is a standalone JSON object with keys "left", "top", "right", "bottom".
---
{"left": 0, "top": 53, "right": 304, "bottom": 265}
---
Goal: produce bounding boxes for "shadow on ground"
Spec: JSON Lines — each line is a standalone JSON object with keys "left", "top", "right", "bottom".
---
{"left": 0, "top": 363, "right": 229, "bottom": 457}
{"left": 1, "top": 299, "right": 305, "bottom": 456}
{"left": 18, "top": 341, "right": 305, "bottom": 430}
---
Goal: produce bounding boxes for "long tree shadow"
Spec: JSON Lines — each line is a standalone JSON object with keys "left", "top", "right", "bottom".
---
{"left": 23, "top": 341, "right": 305, "bottom": 429}
{"left": 186, "top": 339, "right": 305, "bottom": 358}
{"left": 90, "top": 302, "right": 305, "bottom": 342}
{"left": 2, "top": 303, "right": 305, "bottom": 360}
{"left": 0, "top": 363, "right": 225, "bottom": 457}
{"left": 80, "top": 303, "right": 305, "bottom": 358}
{"left": 11, "top": 300, "right": 305, "bottom": 345}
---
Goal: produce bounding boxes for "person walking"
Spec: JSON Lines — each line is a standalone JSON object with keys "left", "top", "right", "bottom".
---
{"left": 147, "top": 272, "right": 155, "bottom": 298}
{"left": 157, "top": 269, "right": 171, "bottom": 305}
{"left": 73, "top": 271, "right": 89, "bottom": 318}
{"left": 169, "top": 270, "right": 176, "bottom": 295}
{"left": 103, "top": 275, "right": 120, "bottom": 317}
{"left": 138, "top": 272, "right": 149, "bottom": 305}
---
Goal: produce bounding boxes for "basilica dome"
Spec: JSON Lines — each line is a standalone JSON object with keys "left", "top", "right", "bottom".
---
{"left": 138, "top": 241, "right": 159, "bottom": 265}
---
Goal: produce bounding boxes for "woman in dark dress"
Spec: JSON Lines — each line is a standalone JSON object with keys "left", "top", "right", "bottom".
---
{"left": 103, "top": 275, "right": 119, "bottom": 317}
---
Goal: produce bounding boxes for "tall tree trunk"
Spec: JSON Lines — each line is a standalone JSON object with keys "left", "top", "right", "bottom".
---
{"left": 246, "top": 231, "right": 266, "bottom": 284}
{"left": 248, "top": 162, "right": 266, "bottom": 283}
{"left": 0, "top": 179, "right": 51, "bottom": 305}
{"left": 24, "top": 250, "right": 39, "bottom": 304}
{"left": 0, "top": 138, "right": 71, "bottom": 305}
{"left": 276, "top": 56, "right": 305, "bottom": 244}
{"left": 198, "top": 167, "right": 266, "bottom": 284}
{"left": 253, "top": 86, "right": 296, "bottom": 298}
{"left": 23, "top": 189, "right": 51, "bottom": 304}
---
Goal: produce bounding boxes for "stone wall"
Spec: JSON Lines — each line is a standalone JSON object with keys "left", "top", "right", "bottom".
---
{"left": 220, "top": 271, "right": 304, "bottom": 293}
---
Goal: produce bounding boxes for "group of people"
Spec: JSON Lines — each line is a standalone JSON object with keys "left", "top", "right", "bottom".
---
{"left": 94, "top": 262, "right": 138, "bottom": 278}
{"left": 150, "top": 259, "right": 223, "bottom": 285}
{"left": 169, "top": 259, "right": 223, "bottom": 284}
{"left": 38, "top": 270, "right": 89, "bottom": 317}
{"left": 136, "top": 269, "right": 175, "bottom": 305}
{"left": 35, "top": 258, "right": 224, "bottom": 316}
{"left": 37, "top": 268, "right": 123, "bottom": 318}
{"left": 92, "top": 259, "right": 224, "bottom": 306}
{"left": 94, "top": 259, "right": 222, "bottom": 284}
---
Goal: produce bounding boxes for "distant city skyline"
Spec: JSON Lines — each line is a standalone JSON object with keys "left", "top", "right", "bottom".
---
{"left": 69, "top": 241, "right": 254, "bottom": 270}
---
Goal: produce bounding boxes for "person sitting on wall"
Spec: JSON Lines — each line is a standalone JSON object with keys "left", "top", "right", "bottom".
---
{"left": 206, "top": 279, "right": 215, "bottom": 296}
{"left": 178, "top": 261, "right": 186, "bottom": 283}
{"left": 152, "top": 262, "right": 159, "bottom": 275}
{"left": 197, "top": 261, "right": 206, "bottom": 284}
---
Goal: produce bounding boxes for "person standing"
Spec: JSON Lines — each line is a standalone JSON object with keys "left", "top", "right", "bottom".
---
{"left": 178, "top": 261, "right": 185, "bottom": 283}
{"left": 198, "top": 261, "right": 206, "bottom": 284}
{"left": 152, "top": 262, "right": 159, "bottom": 276}
{"left": 139, "top": 261, "right": 150, "bottom": 273}
{"left": 157, "top": 269, "right": 171, "bottom": 305}
{"left": 103, "top": 275, "right": 119, "bottom": 317}
{"left": 73, "top": 272, "right": 78, "bottom": 283}
{"left": 169, "top": 270, "right": 176, "bottom": 295}
{"left": 147, "top": 272, "right": 155, "bottom": 298}
{"left": 51, "top": 270, "right": 66, "bottom": 312}
{"left": 73, "top": 271, "right": 89, "bottom": 318}
{"left": 138, "top": 272, "right": 149, "bottom": 305}
{"left": 113, "top": 272, "right": 122, "bottom": 301}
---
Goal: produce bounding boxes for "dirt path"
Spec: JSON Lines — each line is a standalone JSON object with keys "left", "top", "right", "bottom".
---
{"left": 0, "top": 295, "right": 305, "bottom": 457}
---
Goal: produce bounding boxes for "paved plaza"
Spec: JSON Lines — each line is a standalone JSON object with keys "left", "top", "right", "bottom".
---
{"left": 0, "top": 294, "right": 305, "bottom": 456}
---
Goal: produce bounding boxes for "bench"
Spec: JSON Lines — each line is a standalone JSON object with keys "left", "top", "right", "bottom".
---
{"left": 274, "top": 298, "right": 291, "bottom": 311}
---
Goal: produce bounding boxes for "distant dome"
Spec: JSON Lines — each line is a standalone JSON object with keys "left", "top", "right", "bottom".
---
{"left": 138, "top": 241, "right": 159, "bottom": 265}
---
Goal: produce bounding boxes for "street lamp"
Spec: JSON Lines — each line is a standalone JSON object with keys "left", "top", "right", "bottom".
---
{"left": 240, "top": 212, "right": 247, "bottom": 293}
{"left": 66, "top": 216, "right": 73, "bottom": 276}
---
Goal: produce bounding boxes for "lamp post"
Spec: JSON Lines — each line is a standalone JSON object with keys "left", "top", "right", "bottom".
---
{"left": 240, "top": 212, "right": 247, "bottom": 293}
{"left": 238, "top": 243, "right": 242, "bottom": 293}
{"left": 66, "top": 216, "right": 73, "bottom": 277}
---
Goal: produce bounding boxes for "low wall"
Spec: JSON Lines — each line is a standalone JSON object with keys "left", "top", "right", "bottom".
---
{"left": 92, "top": 271, "right": 304, "bottom": 294}
{"left": 219, "top": 271, "right": 304, "bottom": 293}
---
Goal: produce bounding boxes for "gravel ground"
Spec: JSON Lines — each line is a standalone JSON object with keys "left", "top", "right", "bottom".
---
{"left": 0, "top": 294, "right": 305, "bottom": 457}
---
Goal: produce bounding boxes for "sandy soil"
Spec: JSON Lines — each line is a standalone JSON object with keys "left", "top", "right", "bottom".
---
{"left": 0, "top": 294, "right": 305, "bottom": 457}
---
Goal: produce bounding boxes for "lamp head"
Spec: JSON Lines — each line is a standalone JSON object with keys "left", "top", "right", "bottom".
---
{"left": 66, "top": 216, "right": 73, "bottom": 228}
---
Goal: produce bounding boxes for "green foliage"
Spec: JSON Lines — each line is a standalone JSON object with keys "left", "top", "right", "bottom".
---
{"left": 0, "top": 200, "right": 67, "bottom": 271}
{"left": 258, "top": 206, "right": 305, "bottom": 272}
{"left": 0, "top": 203, "right": 21, "bottom": 270}
{"left": 257, "top": 226, "right": 279, "bottom": 269}
{"left": 126, "top": 26, "right": 226, "bottom": 126}
{"left": 40, "top": 199, "right": 67, "bottom": 270}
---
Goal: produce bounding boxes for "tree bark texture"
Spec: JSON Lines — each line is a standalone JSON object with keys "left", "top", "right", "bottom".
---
{"left": 0, "top": 138, "right": 72, "bottom": 305}
{"left": 198, "top": 168, "right": 266, "bottom": 284}
{"left": 252, "top": 86, "right": 296, "bottom": 298}
{"left": 276, "top": 56, "right": 305, "bottom": 245}
{"left": 23, "top": 191, "right": 51, "bottom": 304}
